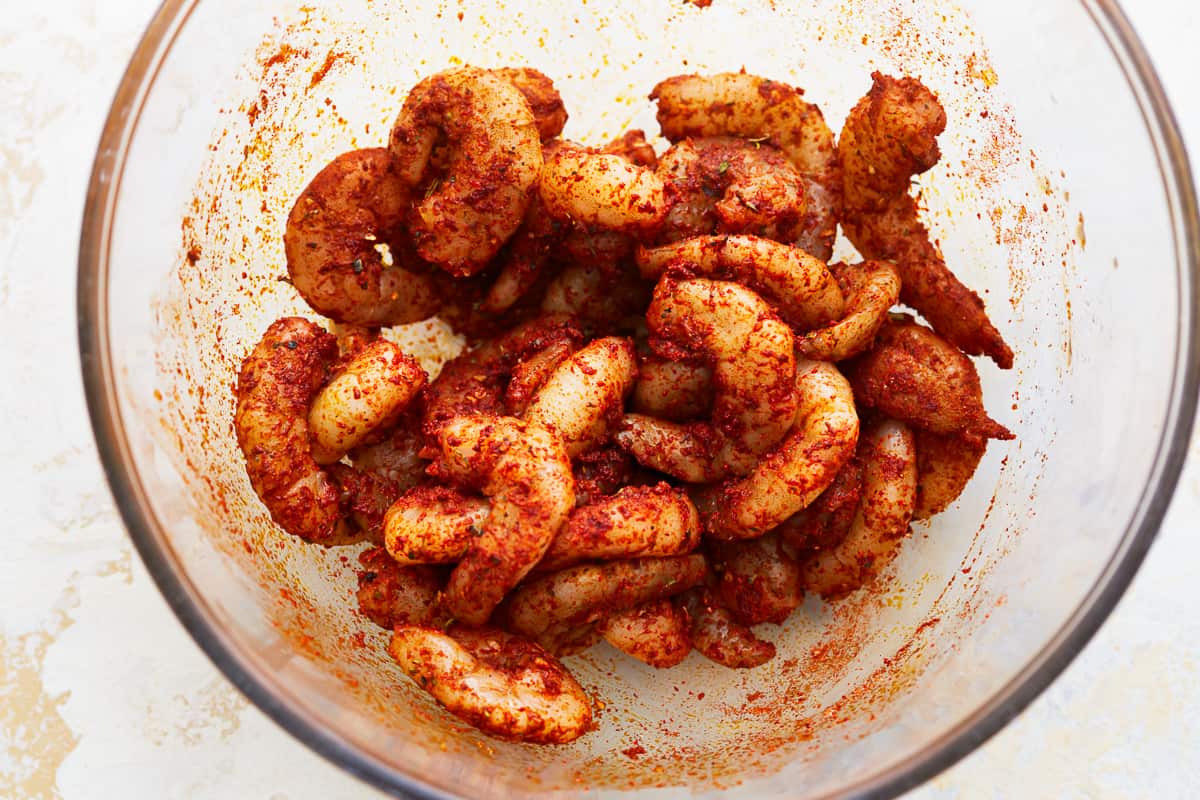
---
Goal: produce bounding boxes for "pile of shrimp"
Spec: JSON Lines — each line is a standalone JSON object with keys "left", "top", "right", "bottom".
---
{"left": 235, "top": 67, "right": 1014, "bottom": 745}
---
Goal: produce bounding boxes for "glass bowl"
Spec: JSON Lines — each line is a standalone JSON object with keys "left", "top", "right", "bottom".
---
{"left": 78, "top": 0, "right": 1199, "bottom": 797}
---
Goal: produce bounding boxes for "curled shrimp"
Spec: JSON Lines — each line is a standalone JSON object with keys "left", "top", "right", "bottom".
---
{"left": 698, "top": 359, "right": 860, "bottom": 540}
{"left": 540, "top": 262, "right": 653, "bottom": 327}
{"left": 651, "top": 72, "right": 840, "bottom": 259}
{"left": 423, "top": 314, "right": 583, "bottom": 434}
{"left": 572, "top": 446, "right": 638, "bottom": 508}
{"left": 539, "top": 483, "right": 701, "bottom": 571}
{"left": 618, "top": 278, "right": 797, "bottom": 481}
{"left": 539, "top": 146, "right": 667, "bottom": 234}
{"left": 600, "top": 129, "right": 659, "bottom": 169}
{"left": 796, "top": 261, "right": 901, "bottom": 361}
{"left": 801, "top": 419, "right": 918, "bottom": 599}
{"left": 845, "top": 315, "right": 1013, "bottom": 443}
{"left": 493, "top": 67, "right": 568, "bottom": 141}
{"left": 235, "top": 317, "right": 353, "bottom": 544}
{"left": 599, "top": 599, "right": 691, "bottom": 668}
{"left": 384, "top": 486, "right": 491, "bottom": 565}
{"left": 389, "top": 66, "right": 543, "bottom": 276}
{"left": 389, "top": 625, "right": 592, "bottom": 744}
{"left": 707, "top": 531, "right": 802, "bottom": 626}
{"left": 308, "top": 339, "right": 427, "bottom": 464}
{"left": 432, "top": 415, "right": 575, "bottom": 626}
{"left": 776, "top": 456, "right": 864, "bottom": 557}
{"left": 913, "top": 428, "right": 988, "bottom": 520}
{"left": 681, "top": 589, "right": 775, "bottom": 669}
{"left": 480, "top": 196, "right": 561, "bottom": 315}
{"left": 502, "top": 555, "right": 706, "bottom": 652}
{"left": 283, "top": 148, "right": 440, "bottom": 326}
{"left": 503, "top": 335, "right": 579, "bottom": 416}
{"left": 656, "top": 137, "right": 808, "bottom": 246}
{"left": 523, "top": 336, "right": 637, "bottom": 457}
{"left": 839, "top": 72, "right": 1013, "bottom": 368}
{"left": 356, "top": 546, "right": 447, "bottom": 629}
{"left": 637, "top": 234, "right": 845, "bottom": 331}
{"left": 631, "top": 355, "right": 712, "bottom": 421}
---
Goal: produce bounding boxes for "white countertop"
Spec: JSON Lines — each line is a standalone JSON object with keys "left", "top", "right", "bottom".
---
{"left": 2, "top": 1, "right": 1197, "bottom": 797}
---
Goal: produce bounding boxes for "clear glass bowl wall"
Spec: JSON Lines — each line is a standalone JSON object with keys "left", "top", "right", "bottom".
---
{"left": 79, "top": 0, "right": 1198, "bottom": 797}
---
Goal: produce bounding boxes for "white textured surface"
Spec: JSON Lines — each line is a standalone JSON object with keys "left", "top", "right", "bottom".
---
{"left": 0, "top": 1, "right": 1197, "bottom": 797}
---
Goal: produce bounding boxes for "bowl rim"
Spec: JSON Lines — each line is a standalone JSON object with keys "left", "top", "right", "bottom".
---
{"left": 77, "top": 1, "right": 1200, "bottom": 798}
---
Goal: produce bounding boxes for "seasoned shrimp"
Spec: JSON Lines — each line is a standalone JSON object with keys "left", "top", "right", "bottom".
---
{"left": 328, "top": 462, "right": 401, "bottom": 544}
{"left": 651, "top": 72, "right": 840, "bottom": 259}
{"left": 284, "top": 148, "right": 440, "bottom": 326}
{"left": 656, "top": 137, "right": 809, "bottom": 246}
{"left": 539, "top": 147, "right": 668, "bottom": 234}
{"left": 846, "top": 315, "right": 1013, "bottom": 442}
{"left": 539, "top": 483, "right": 701, "bottom": 571}
{"left": 432, "top": 415, "right": 575, "bottom": 626}
{"left": 389, "top": 66, "right": 543, "bottom": 276}
{"left": 839, "top": 72, "right": 1013, "bottom": 368}
{"left": 348, "top": 415, "right": 427, "bottom": 491}
{"left": 708, "top": 532, "right": 802, "bottom": 626}
{"left": 389, "top": 625, "right": 592, "bottom": 744}
{"left": 699, "top": 359, "right": 860, "bottom": 540}
{"left": 637, "top": 234, "right": 844, "bottom": 331}
{"left": 307, "top": 340, "right": 427, "bottom": 464}
{"left": 913, "top": 428, "right": 987, "bottom": 520}
{"left": 493, "top": 67, "right": 568, "bottom": 141}
{"left": 356, "top": 546, "right": 447, "bottom": 629}
{"left": 235, "top": 317, "right": 351, "bottom": 544}
{"left": 384, "top": 486, "right": 491, "bottom": 565}
{"left": 422, "top": 314, "right": 583, "bottom": 435}
{"left": 600, "top": 599, "right": 691, "bottom": 668}
{"left": 540, "top": 262, "right": 653, "bottom": 326}
{"left": 796, "top": 261, "right": 901, "bottom": 361}
{"left": 600, "top": 129, "right": 659, "bottom": 169}
{"left": 504, "top": 336, "right": 579, "bottom": 416}
{"left": 776, "top": 456, "right": 864, "bottom": 557}
{"left": 572, "top": 446, "right": 638, "bottom": 508}
{"left": 631, "top": 355, "right": 713, "bottom": 421}
{"left": 502, "top": 555, "right": 706, "bottom": 652}
{"left": 801, "top": 419, "right": 918, "bottom": 599}
{"left": 480, "top": 197, "right": 561, "bottom": 315}
{"left": 681, "top": 589, "right": 775, "bottom": 669}
{"left": 524, "top": 337, "right": 637, "bottom": 457}
{"left": 618, "top": 278, "right": 797, "bottom": 480}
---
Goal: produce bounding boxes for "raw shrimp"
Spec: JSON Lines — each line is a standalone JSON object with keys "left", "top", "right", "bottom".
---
{"left": 503, "top": 336, "right": 579, "bottom": 416}
{"left": 384, "top": 486, "right": 491, "bottom": 565}
{"left": 656, "top": 137, "right": 811, "bottom": 248}
{"left": 539, "top": 483, "right": 701, "bottom": 571}
{"left": 651, "top": 72, "right": 840, "bottom": 259}
{"left": 708, "top": 532, "right": 803, "bottom": 626}
{"left": 776, "top": 457, "right": 864, "bottom": 557}
{"left": 540, "top": 263, "right": 653, "bottom": 326}
{"left": 308, "top": 339, "right": 427, "bottom": 464}
{"left": 599, "top": 599, "right": 691, "bottom": 668}
{"left": 432, "top": 415, "right": 575, "bottom": 626}
{"left": 356, "top": 546, "right": 447, "bottom": 629}
{"left": 389, "top": 625, "right": 592, "bottom": 744}
{"left": 502, "top": 555, "right": 706, "bottom": 653}
{"left": 839, "top": 72, "right": 1013, "bottom": 368}
{"left": 795, "top": 261, "right": 901, "bottom": 361}
{"left": 422, "top": 314, "right": 583, "bottom": 435}
{"left": 389, "top": 66, "right": 543, "bottom": 276}
{"left": 523, "top": 336, "right": 637, "bottom": 456}
{"left": 327, "top": 462, "right": 401, "bottom": 544}
{"left": 681, "top": 589, "right": 775, "bottom": 669}
{"left": 699, "top": 359, "right": 860, "bottom": 540}
{"left": 235, "top": 317, "right": 351, "bottom": 544}
{"left": 600, "top": 129, "right": 659, "bottom": 169}
{"left": 619, "top": 278, "right": 798, "bottom": 480}
{"left": 479, "top": 197, "right": 561, "bottom": 315}
{"left": 913, "top": 428, "right": 988, "bottom": 520}
{"left": 539, "top": 147, "right": 667, "bottom": 234}
{"left": 636, "top": 234, "right": 844, "bottom": 331}
{"left": 631, "top": 355, "right": 712, "bottom": 421}
{"left": 801, "top": 419, "right": 918, "bottom": 599}
{"left": 845, "top": 315, "right": 1013, "bottom": 443}
{"left": 615, "top": 416, "right": 723, "bottom": 483}
{"left": 348, "top": 415, "right": 428, "bottom": 492}
{"left": 572, "top": 446, "right": 638, "bottom": 508}
{"left": 493, "top": 66, "right": 568, "bottom": 141}
{"left": 284, "top": 148, "right": 440, "bottom": 326}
